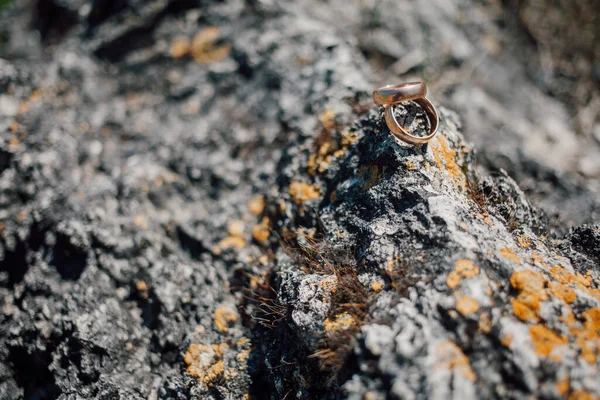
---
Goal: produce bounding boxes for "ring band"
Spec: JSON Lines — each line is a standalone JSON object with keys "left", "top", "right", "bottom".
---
{"left": 373, "top": 82, "right": 427, "bottom": 105}
{"left": 384, "top": 97, "right": 439, "bottom": 145}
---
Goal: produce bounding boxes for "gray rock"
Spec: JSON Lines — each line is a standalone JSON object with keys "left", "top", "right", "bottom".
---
{"left": 0, "top": 0, "right": 598, "bottom": 399}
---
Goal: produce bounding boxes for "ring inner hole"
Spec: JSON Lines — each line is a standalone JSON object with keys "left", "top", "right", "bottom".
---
{"left": 392, "top": 102, "right": 431, "bottom": 138}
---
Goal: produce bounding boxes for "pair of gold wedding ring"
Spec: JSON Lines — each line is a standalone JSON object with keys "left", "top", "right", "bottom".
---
{"left": 373, "top": 82, "right": 439, "bottom": 145}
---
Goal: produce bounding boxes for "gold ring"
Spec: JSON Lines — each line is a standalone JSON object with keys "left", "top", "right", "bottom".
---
{"left": 373, "top": 81, "right": 439, "bottom": 145}
{"left": 384, "top": 98, "right": 439, "bottom": 145}
{"left": 372, "top": 82, "right": 427, "bottom": 105}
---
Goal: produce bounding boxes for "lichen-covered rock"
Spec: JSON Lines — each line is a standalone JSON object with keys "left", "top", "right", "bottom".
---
{"left": 250, "top": 103, "right": 600, "bottom": 399}
{"left": 0, "top": 0, "right": 598, "bottom": 399}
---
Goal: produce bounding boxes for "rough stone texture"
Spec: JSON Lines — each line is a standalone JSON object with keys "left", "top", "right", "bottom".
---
{"left": 0, "top": 0, "right": 598, "bottom": 399}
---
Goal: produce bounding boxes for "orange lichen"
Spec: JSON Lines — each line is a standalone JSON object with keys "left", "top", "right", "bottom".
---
{"left": 307, "top": 142, "right": 332, "bottom": 175}
{"left": 510, "top": 270, "right": 547, "bottom": 321}
{"left": 236, "top": 348, "right": 250, "bottom": 364}
{"left": 455, "top": 259, "right": 480, "bottom": 278}
{"left": 370, "top": 281, "right": 383, "bottom": 292}
{"left": 133, "top": 215, "right": 148, "bottom": 229}
{"left": 435, "top": 341, "right": 476, "bottom": 382}
{"left": 556, "top": 376, "right": 570, "bottom": 396}
{"left": 217, "top": 236, "right": 246, "bottom": 250}
{"left": 551, "top": 265, "right": 575, "bottom": 284}
{"left": 136, "top": 280, "right": 148, "bottom": 292}
{"left": 288, "top": 182, "right": 320, "bottom": 204}
{"left": 170, "top": 36, "right": 191, "bottom": 58}
{"left": 458, "top": 222, "right": 469, "bottom": 231}
{"left": 500, "top": 334, "right": 513, "bottom": 347}
{"left": 358, "top": 165, "right": 379, "bottom": 190}
{"left": 227, "top": 219, "right": 245, "bottom": 238}
{"left": 582, "top": 308, "right": 600, "bottom": 333}
{"left": 575, "top": 273, "right": 593, "bottom": 288}
{"left": 568, "top": 391, "right": 596, "bottom": 400}
{"left": 251, "top": 217, "right": 270, "bottom": 242}
{"left": 478, "top": 312, "right": 492, "bottom": 334}
{"left": 324, "top": 312, "right": 356, "bottom": 332}
{"left": 516, "top": 236, "right": 532, "bottom": 248}
{"left": 318, "top": 275, "right": 338, "bottom": 294}
{"left": 576, "top": 336, "right": 596, "bottom": 364}
{"left": 431, "top": 135, "right": 467, "bottom": 190}
{"left": 499, "top": 247, "right": 521, "bottom": 264}
{"left": 184, "top": 343, "right": 228, "bottom": 385}
{"left": 512, "top": 297, "right": 540, "bottom": 322}
{"left": 214, "top": 306, "right": 237, "bottom": 332}
{"left": 446, "top": 271, "right": 462, "bottom": 289}
{"left": 248, "top": 196, "right": 265, "bottom": 215}
{"left": 510, "top": 270, "right": 546, "bottom": 299}
{"left": 447, "top": 260, "right": 480, "bottom": 289}
{"left": 456, "top": 295, "right": 479, "bottom": 316}
{"left": 548, "top": 282, "right": 577, "bottom": 304}
{"left": 529, "top": 325, "right": 567, "bottom": 361}
{"left": 319, "top": 109, "right": 337, "bottom": 132}
{"left": 191, "top": 27, "right": 231, "bottom": 64}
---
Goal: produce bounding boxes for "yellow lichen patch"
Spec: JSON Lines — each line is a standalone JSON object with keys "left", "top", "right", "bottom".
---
{"left": 529, "top": 325, "right": 567, "bottom": 361}
{"left": 318, "top": 275, "right": 338, "bottom": 294}
{"left": 548, "top": 282, "right": 577, "bottom": 304}
{"left": 434, "top": 341, "right": 476, "bottom": 382}
{"left": 551, "top": 265, "right": 575, "bottom": 284}
{"left": 568, "top": 390, "right": 596, "bottom": 400}
{"left": 170, "top": 36, "right": 191, "bottom": 58}
{"left": 184, "top": 343, "right": 228, "bottom": 385}
{"left": 307, "top": 142, "right": 332, "bottom": 175}
{"left": 358, "top": 165, "right": 379, "bottom": 190}
{"left": 516, "top": 236, "right": 532, "bottom": 248}
{"left": 288, "top": 182, "right": 320, "bottom": 204}
{"left": 251, "top": 217, "right": 270, "bottom": 242}
{"left": 500, "top": 334, "right": 513, "bottom": 348}
{"left": 319, "top": 109, "right": 337, "bottom": 132}
{"left": 214, "top": 306, "right": 237, "bottom": 333}
{"left": 370, "top": 281, "right": 383, "bottom": 292}
{"left": 576, "top": 336, "right": 596, "bottom": 364}
{"left": 133, "top": 215, "right": 148, "bottom": 229}
{"left": 499, "top": 247, "right": 521, "bottom": 264}
{"left": 478, "top": 312, "right": 492, "bottom": 334}
{"left": 431, "top": 135, "right": 467, "bottom": 191}
{"left": 248, "top": 196, "right": 265, "bottom": 216}
{"left": 217, "top": 236, "right": 246, "bottom": 250}
{"left": 191, "top": 27, "right": 231, "bottom": 64}
{"left": 582, "top": 308, "right": 600, "bottom": 333}
{"left": 510, "top": 270, "right": 547, "bottom": 321}
{"left": 136, "top": 280, "right": 148, "bottom": 292}
{"left": 556, "top": 376, "right": 570, "bottom": 396}
{"left": 405, "top": 159, "right": 418, "bottom": 171}
{"left": 455, "top": 259, "right": 480, "bottom": 278}
{"left": 585, "top": 288, "right": 600, "bottom": 302}
{"left": 324, "top": 312, "right": 356, "bottom": 332}
{"left": 235, "top": 337, "right": 251, "bottom": 347}
{"left": 510, "top": 270, "right": 547, "bottom": 299}
{"left": 512, "top": 297, "right": 540, "bottom": 322}
{"left": 575, "top": 273, "right": 593, "bottom": 288}
{"left": 446, "top": 271, "right": 462, "bottom": 289}
{"left": 236, "top": 348, "right": 250, "bottom": 364}
{"left": 447, "top": 260, "right": 479, "bottom": 289}
{"left": 456, "top": 295, "right": 479, "bottom": 316}
{"left": 227, "top": 220, "right": 245, "bottom": 238}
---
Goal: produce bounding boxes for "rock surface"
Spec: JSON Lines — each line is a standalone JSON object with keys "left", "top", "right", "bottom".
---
{"left": 0, "top": 0, "right": 599, "bottom": 399}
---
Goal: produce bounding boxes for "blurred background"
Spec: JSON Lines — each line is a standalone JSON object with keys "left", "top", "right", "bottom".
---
{"left": 1, "top": 0, "right": 598, "bottom": 230}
